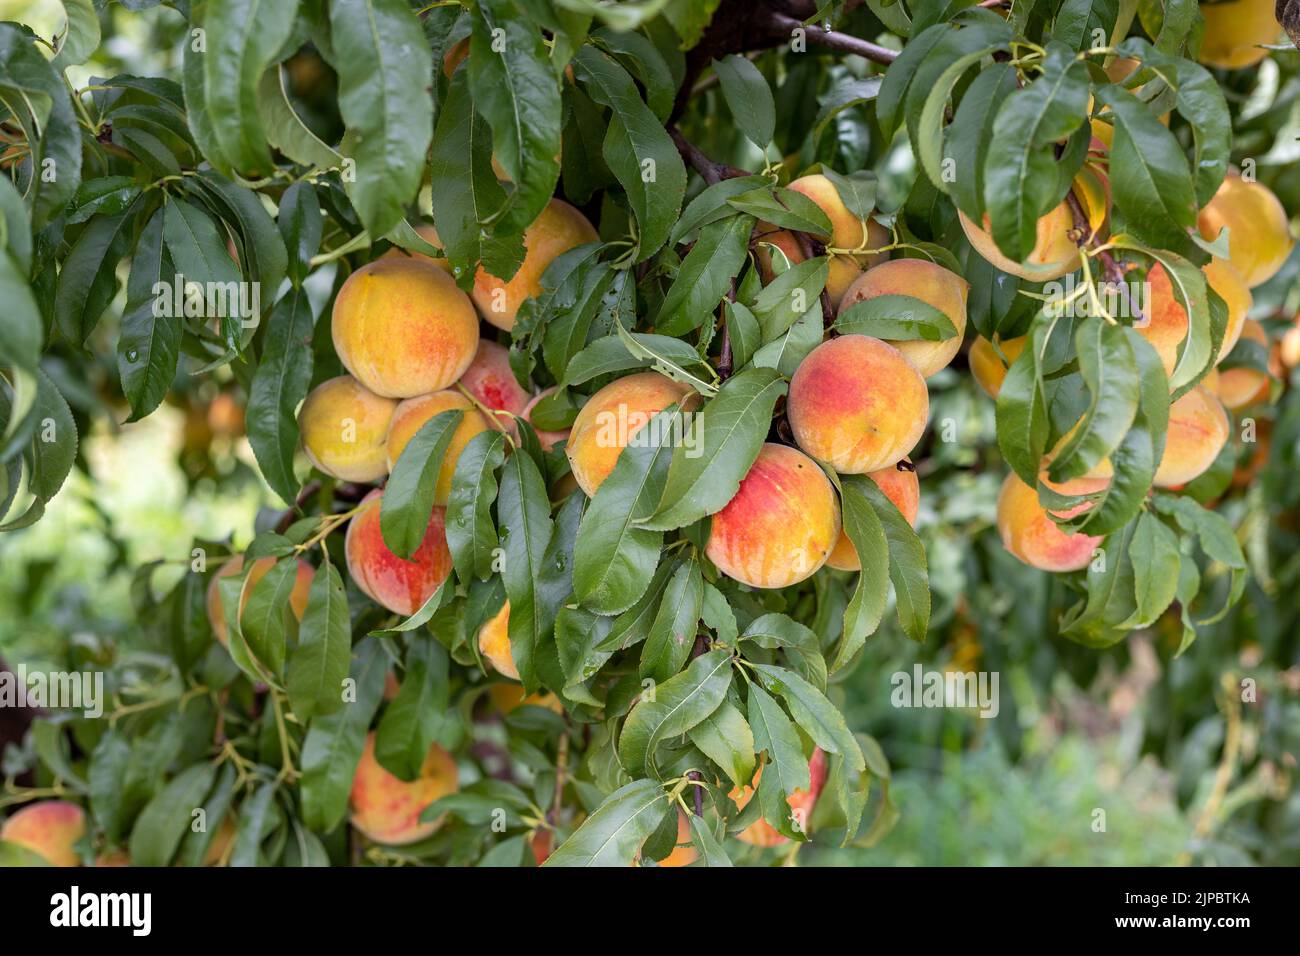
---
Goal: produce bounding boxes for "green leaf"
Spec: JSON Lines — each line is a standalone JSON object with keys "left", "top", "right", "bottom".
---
{"left": 300, "top": 637, "right": 387, "bottom": 833}
{"left": 728, "top": 186, "right": 832, "bottom": 239}
{"left": 835, "top": 293, "right": 959, "bottom": 341}
{"left": 641, "top": 367, "right": 788, "bottom": 531}
{"left": 544, "top": 778, "right": 669, "bottom": 867}
{"left": 572, "top": 45, "right": 686, "bottom": 260}
{"left": 619, "top": 648, "right": 733, "bottom": 778}
{"left": 239, "top": 557, "right": 300, "bottom": 678}
{"left": 375, "top": 633, "right": 449, "bottom": 781}
{"left": 1120, "top": 511, "right": 1181, "bottom": 628}
{"left": 746, "top": 683, "right": 809, "bottom": 796}
{"left": 380, "top": 409, "right": 464, "bottom": 559}
{"left": 752, "top": 256, "right": 828, "bottom": 342}
{"left": 161, "top": 198, "right": 244, "bottom": 353}
{"left": 574, "top": 406, "right": 680, "bottom": 614}
{"left": 946, "top": 63, "right": 1018, "bottom": 221}
{"left": 724, "top": 299, "right": 761, "bottom": 370}
{"left": 832, "top": 476, "right": 890, "bottom": 673}
{"left": 117, "top": 209, "right": 179, "bottom": 422}
{"left": 247, "top": 287, "right": 316, "bottom": 504}
{"left": 50, "top": 0, "right": 101, "bottom": 72}
{"left": 857, "top": 478, "right": 930, "bottom": 643}
{"left": 229, "top": 780, "right": 279, "bottom": 867}
{"left": 751, "top": 664, "right": 864, "bottom": 773}
{"left": 330, "top": 0, "right": 433, "bottom": 237}
{"left": 287, "top": 559, "right": 352, "bottom": 722}
{"left": 687, "top": 699, "right": 755, "bottom": 789}
{"left": 654, "top": 213, "right": 754, "bottom": 336}
{"left": 129, "top": 762, "right": 218, "bottom": 866}
{"left": 498, "top": 447, "right": 556, "bottom": 691}
{"left": 686, "top": 812, "right": 733, "bottom": 866}
{"left": 669, "top": 174, "right": 768, "bottom": 245}
{"left": 639, "top": 558, "right": 705, "bottom": 683}
{"left": 1046, "top": 319, "right": 1140, "bottom": 483}
{"left": 713, "top": 54, "right": 774, "bottom": 148}
{"left": 469, "top": 0, "right": 563, "bottom": 236}
{"left": 446, "top": 429, "right": 507, "bottom": 583}
{"left": 563, "top": 332, "right": 708, "bottom": 387}
{"left": 54, "top": 211, "right": 135, "bottom": 345}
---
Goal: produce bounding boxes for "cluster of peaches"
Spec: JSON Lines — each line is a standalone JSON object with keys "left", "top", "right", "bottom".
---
{"left": 970, "top": 170, "right": 1292, "bottom": 573}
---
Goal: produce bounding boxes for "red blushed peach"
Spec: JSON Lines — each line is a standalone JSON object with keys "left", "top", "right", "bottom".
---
{"left": 1216, "top": 319, "right": 1270, "bottom": 410}
{"left": 331, "top": 257, "right": 478, "bottom": 399}
{"left": 706, "top": 443, "right": 841, "bottom": 589}
{"left": 996, "top": 473, "right": 1107, "bottom": 573}
{"left": 344, "top": 489, "right": 453, "bottom": 615}
{"left": 788, "top": 175, "right": 888, "bottom": 267}
{"left": 384, "top": 390, "right": 490, "bottom": 506}
{"left": 1137, "top": 259, "right": 1251, "bottom": 380}
{"left": 825, "top": 460, "right": 920, "bottom": 572}
{"left": 522, "top": 386, "right": 570, "bottom": 451}
{"left": 349, "top": 733, "right": 459, "bottom": 846}
{"left": 731, "top": 748, "right": 827, "bottom": 847}
{"left": 206, "top": 555, "right": 314, "bottom": 646}
{"left": 477, "top": 600, "right": 517, "bottom": 680}
{"left": 458, "top": 340, "right": 532, "bottom": 430}
{"left": 787, "top": 335, "right": 929, "bottom": 475}
{"left": 299, "top": 375, "right": 397, "bottom": 483}
{"left": 1, "top": 801, "right": 86, "bottom": 867}
{"left": 472, "top": 198, "right": 598, "bottom": 331}
{"left": 1197, "top": 172, "right": 1294, "bottom": 289}
{"left": 838, "top": 259, "right": 969, "bottom": 377}
{"left": 969, "top": 335, "right": 1027, "bottom": 399}
{"left": 565, "top": 371, "right": 696, "bottom": 497}
{"left": 1153, "top": 385, "right": 1230, "bottom": 488}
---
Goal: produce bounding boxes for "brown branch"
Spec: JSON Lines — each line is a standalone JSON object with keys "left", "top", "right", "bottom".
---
{"left": 668, "top": 125, "right": 749, "bottom": 186}
{"left": 764, "top": 10, "right": 899, "bottom": 65}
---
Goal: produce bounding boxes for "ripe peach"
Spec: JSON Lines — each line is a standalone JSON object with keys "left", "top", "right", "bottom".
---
{"left": 477, "top": 600, "right": 517, "bottom": 680}
{"left": 1197, "top": 0, "right": 1282, "bottom": 70}
{"left": 706, "top": 443, "right": 841, "bottom": 589}
{"left": 206, "top": 555, "right": 314, "bottom": 646}
{"left": 754, "top": 226, "right": 866, "bottom": 308}
{"left": 299, "top": 375, "right": 397, "bottom": 483}
{"left": 385, "top": 390, "right": 490, "bottom": 506}
{"left": 1137, "top": 259, "right": 1251, "bottom": 379}
{"left": 788, "top": 174, "right": 887, "bottom": 267}
{"left": 522, "top": 386, "right": 570, "bottom": 451}
{"left": 565, "top": 371, "right": 695, "bottom": 496}
{"left": 1216, "top": 319, "right": 1271, "bottom": 410}
{"left": 825, "top": 461, "right": 920, "bottom": 572}
{"left": 731, "top": 748, "right": 827, "bottom": 847}
{"left": 331, "top": 257, "right": 478, "bottom": 399}
{"left": 996, "top": 473, "right": 1107, "bottom": 573}
{"left": 838, "top": 259, "right": 969, "bottom": 377}
{"left": 0, "top": 801, "right": 86, "bottom": 867}
{"left": 1197, "top": 173, "right": 1294, "bottom": 288}
{"left": 485, "top": 683, "right": 564, "bottom": 715}
{"left": 787, "top": 335, "right": 929, "bottom": 474}
{"left": 472, "top": 198, "right": 598, "bottom": 331}
{"left": 458, "top": 340, "right": 532, "bottom": 430}
{"left": 349, "top": 732, "right": 458, "bottom": 845}
{"left": 969, "top": 335, "right": 1027, "bottom": 399}
{"left": 1153, "top": 385, "right": 1230, "bottom": 487}
{"left": 344, "top": 489, "right": 453, "bottom": 615}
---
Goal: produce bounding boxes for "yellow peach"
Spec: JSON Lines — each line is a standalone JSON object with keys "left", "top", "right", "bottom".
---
{"left": 299, "top": 375, "right": 397, "bottom": 483}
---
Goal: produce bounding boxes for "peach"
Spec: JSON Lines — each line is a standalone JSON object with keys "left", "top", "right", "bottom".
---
{"left": 477, "top": 600, "right": 517, "bottom": 680}
{"left": 94, "top": 849, "right": 132, "bottom": 867}
{"left": 385, "top": 390, "right": 490, "bottom": 506}
{"left": 706, "top": 443, "right": 841, "bottom": 589}
{"left": 522, "top": 386, "right": 570, "bottom": 451}
{"left": 1153, "top": 385, "right": 1230, "bottom": 487}
{"left": 331, "top": 256, "right": 478, "bottom": 399}
{"left": 969, "top": 335, "right": 1027, "bottom": 399}
{"left": 472, "top": 198, "right": 598, "bottom": 331}
{"left": 0, "top": 801, "right": 86, "bottom": 867}
{"left": 1216, "top": 319, "right": 1271, "bottom": 410}
{"left": 565, "top": 371, "right": 696, "bottom": 496}
{"left": 206, "top": 555, "right": 314, "bottom": 646}
{"left": 996, "top": 473, "right": 1107, "bottom": 572}
{"left": 458, "top": 340, "right": 532, "bottom": 429}
{"left": 787, "top": 335, "right": 929, "bottom": 474}
{"left": 344, "top": 489, "right": 453, "bottom": 615}
{"left": 486, "top": 683, "right": 564, "bottom": 715}
{"left": 788, "top": 174, "right": 887, "bottom": 267}
{"left": 838, "top": 259, "right": 969, "bottom": 377}
{"left": 754, "top": 226, "right": 866, "bottom": 308}
{"left": 1197, "top": 0, "right": 1282, "bottom": 70}
{"left": 1136, "top": 259, "right": 1251, "bottom": 379}
{"left": 825, "top": 460, "right": 920, "bottom": 572}
{"left": 299, "top": 375, "right": 397, "bottom": 483}
{"left": 349, "top": 732, "right": 459, "bottom": 845}
{"left": 731, "top": 748, "right": 827, "bottom": 847}
{"left": 1197, "top": 172, "right": 1294, "bottom": 289}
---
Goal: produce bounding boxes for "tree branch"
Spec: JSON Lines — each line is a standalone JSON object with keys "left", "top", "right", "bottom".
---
{"left": 669, "top": 125, "right": 748, "bottom": 186}
{"left": 764, "top": 10, "right": 899, "bottom": 65}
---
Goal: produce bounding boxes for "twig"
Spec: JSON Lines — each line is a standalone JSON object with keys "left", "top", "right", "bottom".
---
{"left": 765, "top": 10, "right": 899, "bottom": 65}
{"left": 668, "top": 126, "right": 749, "bottom": 186}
